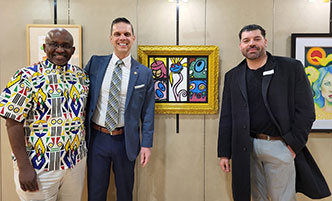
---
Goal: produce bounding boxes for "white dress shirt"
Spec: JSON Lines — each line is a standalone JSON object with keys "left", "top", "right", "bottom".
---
{"left": 92, "top": 53, "right": 131, "bottom": 128}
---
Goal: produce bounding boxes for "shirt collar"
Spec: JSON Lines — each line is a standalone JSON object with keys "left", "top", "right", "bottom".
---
{"left": 43, "top": 59, "right": 69, "bottom": 70}
{"left": 111, "top": 53, "right": 131, "bottom": 70}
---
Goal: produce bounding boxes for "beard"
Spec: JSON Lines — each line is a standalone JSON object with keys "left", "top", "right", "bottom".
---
{"left": 241, "top": 46, "right": 266, "bottom": 60}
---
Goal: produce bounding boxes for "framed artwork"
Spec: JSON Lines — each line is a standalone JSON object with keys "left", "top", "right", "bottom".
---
{"left": 26, "top": 24, "right": 82, "bottom": 67}
{"left": 291, "top": 33, "right": 332, "bottom": 130}
{"left": 138, "top": 45, "right": 219, "bottom": 114}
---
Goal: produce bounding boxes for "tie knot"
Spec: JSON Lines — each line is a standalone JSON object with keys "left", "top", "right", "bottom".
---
{"left": 116, "top": 60, "right": 124, "bottom": 67}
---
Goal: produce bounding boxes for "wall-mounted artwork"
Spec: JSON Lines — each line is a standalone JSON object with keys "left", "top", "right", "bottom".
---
{"left": 138, "top": 45, "right": 219, "bottom": 114}
{"left": 26, "top": 24, "right": 82, "bottom": 67}
{"left": 291, "top": 33, "right": 332, "bottom": 130}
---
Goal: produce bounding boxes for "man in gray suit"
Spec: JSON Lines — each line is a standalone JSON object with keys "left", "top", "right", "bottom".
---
{"left": 85, "top": 17, "right": 155, "bottom": 201}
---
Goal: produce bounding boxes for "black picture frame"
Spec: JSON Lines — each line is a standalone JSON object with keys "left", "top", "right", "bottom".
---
{"left": 291, "top": 33, "right": 332, "bottom": 131}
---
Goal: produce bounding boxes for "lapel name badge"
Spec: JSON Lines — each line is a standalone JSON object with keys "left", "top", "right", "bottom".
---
{"left": 263, "top": 69, "right": 274, "bottom": 76}
{"left": 134, "top": 84, "right": 145, "bottom": 89}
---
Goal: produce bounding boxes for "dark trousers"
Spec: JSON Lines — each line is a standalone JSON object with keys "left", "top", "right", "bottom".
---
{"left": 87, "top": 127, "right": 135, "bottom": 201}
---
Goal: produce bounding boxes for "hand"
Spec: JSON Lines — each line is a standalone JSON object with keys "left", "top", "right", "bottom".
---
{"left": 18, "top": 165, "right": 39, "bottom": 192}
{"left": 287, "top": 145, "right": 296, "bottom": 159}
{"left": 219, "top": 157, "right": 231, "bottom": 172}
{"left": 140, "top": 147, "right": 151, "bottom": 168}
{"left": 5, "top": 118, "right": 39, "bottom": 192}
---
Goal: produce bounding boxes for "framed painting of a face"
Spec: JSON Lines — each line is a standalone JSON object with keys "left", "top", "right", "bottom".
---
{"left": 292, "top": 33, "right": 332, "bottom": 130}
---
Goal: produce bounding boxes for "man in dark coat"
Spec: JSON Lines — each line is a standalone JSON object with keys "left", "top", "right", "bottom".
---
{"left": 218, "top": 24, "right": 330, "bottom": 201}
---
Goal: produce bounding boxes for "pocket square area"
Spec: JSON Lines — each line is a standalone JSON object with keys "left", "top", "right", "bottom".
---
{"left": 134, "top": 84, "right": 145, "bottom": 89}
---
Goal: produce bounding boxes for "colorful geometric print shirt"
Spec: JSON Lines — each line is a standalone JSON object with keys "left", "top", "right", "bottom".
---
{"left": 0, "top": 59, "right": 89, "bottom": 171}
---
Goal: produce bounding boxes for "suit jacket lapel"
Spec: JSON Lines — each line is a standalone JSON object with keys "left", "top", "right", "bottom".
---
{"left": 261, "top": 55, "right": 274, "bottom": 103}
{"left": 125, "top": 57, "right": 139, "bottom": 108}
{"left": 261, "top": 53, "right": 282, "bottom": 133}
{"left": 237, "top": 60, "right": 248, "bottom": 103}
{"left": 94, "top": 55, "right": 112, "bottom": 98}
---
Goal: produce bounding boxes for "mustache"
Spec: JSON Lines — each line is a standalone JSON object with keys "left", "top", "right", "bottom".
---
{"left": 247, "top": 46, "right": 259, "bottom": 51}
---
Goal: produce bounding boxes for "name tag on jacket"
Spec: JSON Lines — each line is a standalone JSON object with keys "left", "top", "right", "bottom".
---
{"left": 134, "top": 84, "right": 145, "bottom": 89}
{"left": 263, "top": 69, "right": 274, "bottom": 76}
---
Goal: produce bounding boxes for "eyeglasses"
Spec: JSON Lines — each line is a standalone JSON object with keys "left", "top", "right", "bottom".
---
{"left": 46, "top": 43, "right": 73, "bottom": 50}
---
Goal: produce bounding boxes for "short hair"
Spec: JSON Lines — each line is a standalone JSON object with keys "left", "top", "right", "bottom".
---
{"left": 239, "top": 24, "right": 266, "bottom": 40}
{"left": 110, "top": 17, "right": 134, "bottom": 36}
{"left": 46, "top": 28, "right": 74, "bottom": 45}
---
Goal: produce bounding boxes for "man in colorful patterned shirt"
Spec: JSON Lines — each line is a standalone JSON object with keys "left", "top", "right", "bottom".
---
{"left": 0, "top": 28, "right": 89, "bottom": 201}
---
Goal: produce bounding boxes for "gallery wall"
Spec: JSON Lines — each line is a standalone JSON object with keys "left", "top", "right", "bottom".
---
{"left": 0, "top": 0, "right": 331, "bottom": 201}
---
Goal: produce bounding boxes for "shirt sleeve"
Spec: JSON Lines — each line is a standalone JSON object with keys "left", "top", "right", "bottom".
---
{"left": 0, "top": 68, "right": 34, "bottom": 122}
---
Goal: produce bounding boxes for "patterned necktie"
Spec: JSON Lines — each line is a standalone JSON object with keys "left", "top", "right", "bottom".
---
{"left": 105, "top": 60, "right": 123, "bottom": 132}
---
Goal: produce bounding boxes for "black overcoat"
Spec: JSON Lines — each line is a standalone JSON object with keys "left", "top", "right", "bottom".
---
{"left": 218, "top": 52, "right": 330, "bottom": 201}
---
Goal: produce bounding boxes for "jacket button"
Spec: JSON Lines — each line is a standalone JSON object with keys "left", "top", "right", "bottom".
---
{"left": 243, "top": 125, "right": 246, "bottom": 129}
{"left": 243, "top": 147, "right": 247, "bottom": 151}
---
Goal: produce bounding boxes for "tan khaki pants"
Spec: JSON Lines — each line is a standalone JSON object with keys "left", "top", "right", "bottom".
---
{"left": 13, "top": 157, "right": 86, "bottom": 201}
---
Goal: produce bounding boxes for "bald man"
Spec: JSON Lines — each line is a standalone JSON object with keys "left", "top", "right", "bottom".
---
{"left": 0, "top": 28, "right": 89, "bottom": 201}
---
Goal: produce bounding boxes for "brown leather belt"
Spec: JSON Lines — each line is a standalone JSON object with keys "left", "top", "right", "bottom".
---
{"left": 92, "top": 123, "right": 124, "bottom": 135}
{"left": 255, "top": 133, "right": 283, "bottom": 141}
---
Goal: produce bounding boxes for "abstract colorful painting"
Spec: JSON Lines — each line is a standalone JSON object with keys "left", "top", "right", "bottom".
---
{"left": 291, "top": 33, "right": 332, "bottom": 130}
{"left": 149, "top": 56, "right": 208, "bottom": 103}
{"left": 138, "top": 45, "right": 219, "bottom": 114}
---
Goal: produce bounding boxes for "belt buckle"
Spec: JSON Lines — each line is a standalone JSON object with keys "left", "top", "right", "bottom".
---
{"left": 266, "top": 135, "right": 271, "bottom": 141}
{"left": 110, "top": 128, "right": 121, "bottom": 135}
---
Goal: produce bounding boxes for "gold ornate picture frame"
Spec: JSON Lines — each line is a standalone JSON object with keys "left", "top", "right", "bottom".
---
{"left": 26, "top": 24, "right": 82, "bottom": 67}
{"left": 138, "top": 45, "right": 219, "bottom": 114}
